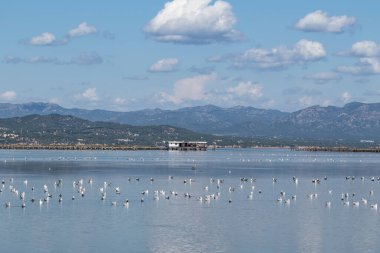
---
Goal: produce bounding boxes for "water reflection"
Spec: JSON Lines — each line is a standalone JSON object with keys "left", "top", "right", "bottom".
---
{"left": 0, "top": 149, "right": 379, "bottom": 253}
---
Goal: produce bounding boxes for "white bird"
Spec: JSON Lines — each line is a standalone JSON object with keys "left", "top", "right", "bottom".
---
{"left": 325, "top": 201, "right": 331, "bottom": 207}
{"left": 371, "top": 203, "right": 378, "bottom": 210}
{"left": 123, "top": 200, "right": 129, "bottom": 207}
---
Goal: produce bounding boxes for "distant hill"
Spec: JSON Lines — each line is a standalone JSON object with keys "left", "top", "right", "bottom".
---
{"left": 0, "top": 102, "right": 380, "bottom": 144}
{"left": 0, "top": 114, "right": 245, "bottom": 146}
{"left": 0, "top": 102, "right": 287, "bottom": 135}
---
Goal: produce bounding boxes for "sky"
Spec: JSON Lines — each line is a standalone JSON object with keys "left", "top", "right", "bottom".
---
{"left": 1, "top": 0, "right": 380, "bottom": 112}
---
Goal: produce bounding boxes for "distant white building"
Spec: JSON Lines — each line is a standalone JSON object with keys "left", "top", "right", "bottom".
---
{"left": 166, "top": 141, "right": 207, "bottom": 151}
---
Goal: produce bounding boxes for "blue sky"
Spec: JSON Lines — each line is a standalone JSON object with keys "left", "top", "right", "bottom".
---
{"left": 1, "top": 0, "right": 380, "bottom": 112}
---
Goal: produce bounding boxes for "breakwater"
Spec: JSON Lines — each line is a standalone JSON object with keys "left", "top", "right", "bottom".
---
{"left": 294, "top": 146, "right": 380, "bottom": 153}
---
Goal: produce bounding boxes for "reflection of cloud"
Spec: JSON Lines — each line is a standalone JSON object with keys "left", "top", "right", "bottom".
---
{"left": 295, "top": 199, "right": 323, "bottom": 253}
{"left": 146, "top": 178, "right": 226, "bottom": 253}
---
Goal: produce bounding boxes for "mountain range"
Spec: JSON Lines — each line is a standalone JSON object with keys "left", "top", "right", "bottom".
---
{"left": 0, "top": 102, "right": 380, "bottom": 144}
{"left": 0, "top": 114, "right": 244, "bottom": 146}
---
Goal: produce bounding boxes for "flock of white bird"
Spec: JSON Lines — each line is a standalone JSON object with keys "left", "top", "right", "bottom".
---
{"left": 0, "top": 175, "right": 379, "bottom": 211}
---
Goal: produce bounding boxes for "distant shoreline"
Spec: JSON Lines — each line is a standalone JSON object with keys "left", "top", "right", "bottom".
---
{"left": 294, "top": 146, "right": 380, "bottom": 153}
{"left": 0, "top": 144, "right": 379, "bottom": 153}
{"left": 0, "top": 144, "right": 243, "bottom": 151}
{"left": 0, "top": 144, "right": 161, "bottom": 151}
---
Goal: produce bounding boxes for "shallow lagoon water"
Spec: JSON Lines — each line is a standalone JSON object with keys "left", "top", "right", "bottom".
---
{"left": 0, "top": 148, "right": 380, "bottom": 253}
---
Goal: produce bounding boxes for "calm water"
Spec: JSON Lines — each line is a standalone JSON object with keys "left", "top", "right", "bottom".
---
{"left": 0, "top": 148, "right": 380, "bottom": 253}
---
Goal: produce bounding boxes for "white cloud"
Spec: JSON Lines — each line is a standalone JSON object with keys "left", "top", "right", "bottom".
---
{"left": 157, "top": 73, "right": 216, "bottom": 104}
{"left": 350, "top": 41, "right": 380, "bottom": 57}
{"left": 298, "top": 96, "right": 314, "bottom": 107}
{"left": 114, "top": 97, "right": 126, "bottom": 105}
{"left": 75, "top": 88, "right": 99, "bottom": 101}
{"left": 49, "top": 98, "right": 60, "bottom": 104}
{"left": 336, "top": 42, "right": 380, "bottom": 74}
{"left": 144, "top": 0, "right": 241, "bottom": 44}
{"left": 341, "top": 91, "right": 352, "bottom": 103}
{"left": 149, "top": 58, "right": 179, "bottom": 72}
{"left": 227, "top": 81, "right": 263, "bottom": 99}
{"left": 321, "top": 99, "right": 333, "bottom": 107}
{"left": 295, "top": 10, "right": 356, "bottom": 33}
{"left": 337, "top": 57, "right": 380, "bottom": 75}
{"left": 68, "top": 22, "right": 97, "bottom": 38}
{"left": 70, "top": 52, "right": 103, "bottom": 65}
{"left": 0, "top": 91, "right": 17, "bottom": 101}
{"left": 3, "top": 52, "right": 103, "bottom": 66}
{"left": 294, "top": 39, "right": 327, "bottom": 60}
{"left": 234, "top": 39, "right": 326, "bottom": 69}
{"left": 27, "top": 22, "right": 97, "bottom": 46}
{"left": 304, "top": 71, "right": 342, "bottom": 84}
{"left": 29, "top": 32, "right": 56, "bottom": 46}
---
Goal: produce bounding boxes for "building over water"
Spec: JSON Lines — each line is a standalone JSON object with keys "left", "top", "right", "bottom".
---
{"left": 166, "top": 141, "right": 207, "bottom": 151}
